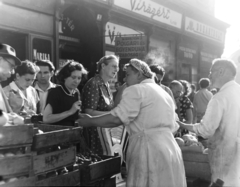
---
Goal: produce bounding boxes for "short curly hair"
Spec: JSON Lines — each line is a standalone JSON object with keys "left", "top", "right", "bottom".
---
{"left": 55, "top": 60, "right": 88, "bottom": 84}
{"left": 179, "top": 80, "right": 191, "bottom": 97}
{"left": 14, "top": 60, "right": 39, "bottom": 77}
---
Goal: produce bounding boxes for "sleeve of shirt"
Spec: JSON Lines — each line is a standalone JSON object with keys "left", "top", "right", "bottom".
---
{"left": 82, "top": 79, "right": 100, "bottom": 110}
{"left": 193, "top": 97, "right": 223, "bottom": 138}
{"left": 110, "top": 86, "right": 141, "bottom": 126}
{"left": 46, "top": 88, "right": 59, "bottom": 110}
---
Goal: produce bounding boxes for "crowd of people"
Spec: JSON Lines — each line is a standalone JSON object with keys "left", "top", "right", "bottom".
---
{"left": 0, "top": 42, "right": 240, "bottom": 187}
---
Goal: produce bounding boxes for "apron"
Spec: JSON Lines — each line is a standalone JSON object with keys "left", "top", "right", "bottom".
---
{"left": 126, "top": 127, "right": 186, "bottom": 187}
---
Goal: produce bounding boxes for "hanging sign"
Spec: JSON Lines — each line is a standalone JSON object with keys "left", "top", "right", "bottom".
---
{"left": 114, "top": 0, "right": 182, "bottom": 29}
{"left": 185, "top": 17, "right": 225, "bottom": 43}
{"left": 115, "top": 35, "right": 147, "bottom": 59}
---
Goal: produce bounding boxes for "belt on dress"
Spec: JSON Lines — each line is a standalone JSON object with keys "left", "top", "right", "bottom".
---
{"left": 129, "top": 127, "right": 172, "bottom": 140}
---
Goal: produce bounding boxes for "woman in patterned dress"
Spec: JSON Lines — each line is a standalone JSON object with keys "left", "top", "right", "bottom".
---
{"left": 82, "top": 55, "right": 119, "bottom": 155}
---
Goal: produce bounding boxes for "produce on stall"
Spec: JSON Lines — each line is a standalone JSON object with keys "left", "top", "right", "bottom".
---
{"left": 175, "top": 133, "right": 211, "bottom": 183}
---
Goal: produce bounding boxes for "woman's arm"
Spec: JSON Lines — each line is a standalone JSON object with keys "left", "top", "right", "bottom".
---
{"left": 77, "top": 113, "right": 122, "bottom": 128}
{"left": 43, "top": 101, "right": 81, "bottom": 123}
{"left": 85, "top": 108, "right": 110, "bottom": 116}
{"left": 185, "top": 108, "right": 193, "bottom": 124}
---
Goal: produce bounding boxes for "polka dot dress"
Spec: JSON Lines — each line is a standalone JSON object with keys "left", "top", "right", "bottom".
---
{"left": 82, "top": 75, "right": 114, "bottom": 155}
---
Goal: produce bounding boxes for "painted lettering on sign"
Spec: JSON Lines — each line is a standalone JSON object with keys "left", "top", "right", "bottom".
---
{"left": 115, "top": 36, "right": 147, "bottom": 58}
{"left": 33, "top": 49, "right": 50, "bottom": 61}
{"left": 105, "top": 22, "right": 143, "bottom": 45}
{"left": 114, "top": 0, "right": 182, "bottom": 28}
{"left": 130, "top": 0, "right": 170, "bottom": 19}
{"left": 185, "top": 17, "right": 225, "bottom": 43}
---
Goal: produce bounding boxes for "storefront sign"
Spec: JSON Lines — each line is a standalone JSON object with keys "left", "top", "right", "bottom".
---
{"left": 200, "top": 51, "right": 218, "bottom": 63}
{"left": 179, "top": 46, "right": 197, "bottom": 59}
{"left": 105, "top": 22, "right": 143, "bottom": 45}
{"left": 115, "top": 35, "right": 147, "bottom": 58}
{"left": 32, "top": 38, "right": 52, "bottom": 61}
{"left": 185, "top": 17, "right": 225, "bottom": 43}
{"left": 114, "top": 0, "right": 182, "bottom": 29}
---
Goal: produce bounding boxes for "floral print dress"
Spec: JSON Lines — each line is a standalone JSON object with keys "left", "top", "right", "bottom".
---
{"left": 82, "top": 75, "right": 114, "bottom": 155}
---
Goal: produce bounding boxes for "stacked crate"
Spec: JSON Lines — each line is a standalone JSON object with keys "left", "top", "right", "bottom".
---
{"left": 32, "top": 124, "right": 81, "bottom": 186}
{"left": 0, "top": 123, "right": 121, "bottom": 187}
{"left": 182, "top": 150, "right": 211, "bottom": 186}
{"left": 0, "top": 124, "right": 35, "bottom": 187}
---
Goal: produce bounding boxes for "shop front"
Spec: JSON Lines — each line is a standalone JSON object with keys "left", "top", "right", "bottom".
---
{"left": 0, "top": 0, "right": 55, "bottom": 86}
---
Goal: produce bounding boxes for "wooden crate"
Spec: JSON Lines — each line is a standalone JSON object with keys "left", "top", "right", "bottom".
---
{"left": 35, "top": 170, "right": 80, "bottom": 186}
{"left": 0, "top": 125, "right": 34, "bottom": 147}
{"left": 87, "top": 176, "right": 116, "bottom": 187}
{"left": 0, "top": 154, "right": 32, "bottom": 177}
{"left": 182, "top": 150, "right": 211, "bottom": 181}
{"left": 79, "top": 155, "right": 121, "bottom": 184}
{"left": 32, "top": 124, "right": 82, "bottom": 150}
{"left": 0, "top": 177, "right": 36, "bottom": 187}
{"left": 33, "top": 146, "right": 76, "bottom": 174}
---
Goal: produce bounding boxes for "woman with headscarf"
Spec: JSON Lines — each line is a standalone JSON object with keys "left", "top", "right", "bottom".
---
{"left": 78, "top": 59, "right": 186, "bottom": 187}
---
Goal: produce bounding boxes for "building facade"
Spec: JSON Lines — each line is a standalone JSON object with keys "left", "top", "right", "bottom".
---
{"left": 0, "top": 0, "right": 229, "bottom": 88}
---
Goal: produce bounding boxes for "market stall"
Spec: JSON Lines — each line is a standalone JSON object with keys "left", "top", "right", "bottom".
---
{"left": 0, "top": 122, "right": 121, "bottom": 187}
{"left": 175, "top": 134, "right": 211, "bottom": 187}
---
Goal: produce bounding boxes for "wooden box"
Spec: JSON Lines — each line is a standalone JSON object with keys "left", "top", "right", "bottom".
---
{"left": 32, "top": 124, "right": 82, "bottom": 150}
{"left": 0, "top": 154, "right": 32, "bottom": 177}
{"left": 87, "top": 176, "right": 116, "bottom": 187}
{"left": 35, "top": 170, "right": 80, "bottom": 186}
{"left": 79, "top": 155, "right": 121, "bottom": 184}
{"left": 33, "top": 146, "right": 76, "bottom": 174}
{"left": 0, "top": 124, "right": 34, "bottom": 147}
{"left": 182, "top": 150, "right": 211, "bottom": 181}
{"left": 0, "top": 177, "right": 36, "bottom": 187}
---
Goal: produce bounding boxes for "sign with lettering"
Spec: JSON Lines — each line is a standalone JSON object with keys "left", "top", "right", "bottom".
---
{"left": 185, "top": 17, "right": 225, "bottom": 43}
{"left": 114, "top": 0, "right": 182, "bottom": 29}
{"left": 200, "top": 51, "right": 218, "bottom": 63}
{"left": 32, "top": 38, "right": 52, "bottom": 61}
{"left": 105, "top": 22, "right": 143, "bottom": 45}
{"left": 115, "top": 35, "right": 147, "bottom": 58}
{"left": 178, "top": 46, "right": 197, "bottom": 60}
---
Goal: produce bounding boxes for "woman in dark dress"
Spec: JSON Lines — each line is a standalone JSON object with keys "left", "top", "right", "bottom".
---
{"left": 43, "top": 60, "right": 87, "bottom": 126}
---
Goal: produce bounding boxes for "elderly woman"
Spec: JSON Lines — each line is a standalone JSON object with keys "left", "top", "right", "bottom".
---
{"left": 78, "top": 59, "right": 186, "bottom": 187}
{"left": 82, "top": 55, "right": 119, "bottom": 155}
{"left": 43, "top": 60, "right": 87, "bottom": 126}
{"left": 3, "top": 60, "right": 39, "bottom": 116}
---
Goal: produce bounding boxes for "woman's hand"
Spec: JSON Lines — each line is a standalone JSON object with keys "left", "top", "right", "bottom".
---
{"left": 69, "top": 101, "right": 82, "bottom": 115}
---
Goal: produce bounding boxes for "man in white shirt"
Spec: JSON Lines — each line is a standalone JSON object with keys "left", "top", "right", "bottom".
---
{"left": 34, "top": 60, "right": 56, "bottom": 114}
{"left": 178, "top": 58, "right": 240, "bottom": 186}
{"left": 0, "top": 43, "right": 24, "bottom": 124}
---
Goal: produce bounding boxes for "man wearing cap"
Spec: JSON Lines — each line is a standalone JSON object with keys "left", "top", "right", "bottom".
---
{"left": 78, "top": 58, "right": 186, "bottom": 187}
{"left": 0, "top": 43, "right": 24, "bottom": 125}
